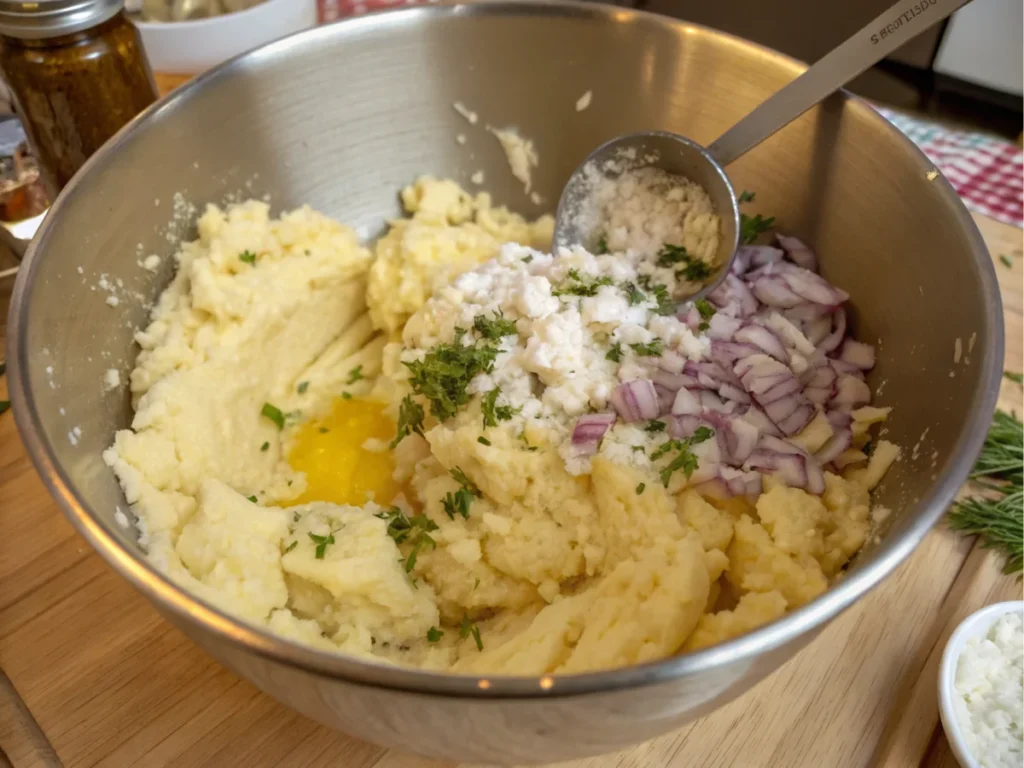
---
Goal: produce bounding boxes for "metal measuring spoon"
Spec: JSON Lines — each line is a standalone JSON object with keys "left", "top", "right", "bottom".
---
{"left": 554, "top": 0, "right": 971, "bottom": 302}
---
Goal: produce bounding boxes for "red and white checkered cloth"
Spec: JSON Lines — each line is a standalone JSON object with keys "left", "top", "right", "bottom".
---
{"left": 315, "top": 5, "right": 1023, "bottom": 228}
{"left": 876, "top": 107, "right": 1023, "bottom": 228}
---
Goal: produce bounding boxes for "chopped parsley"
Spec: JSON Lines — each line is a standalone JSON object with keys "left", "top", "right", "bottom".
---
{"left": 260, "top": 441, "right": 269, "bottom": 452}
{"left": 261, "top": 402, "right": 285, "bottom": 430}
{"left": 519, "top": 432, "right": 539, "bottom": 452}
{"left": 638, "top": 275, "right": 676, "bottom": 316}
{"left": 342, "top": 392, "right": 352, "bottom": 399}
{"left": 319, "top": 427, "right": 329, "bottom": 434}
{"left": 442, "top": 467, "right": 482, "bottom": 520}
{"left": 630, "top": 339, "right": 664, "bottom": 357}
{"left": 522, "top": 254, "right": 533, "bottom": 264}
{"left": 376, "top": 507, "right": 439, "bottom": 572}
{"left": 308, "top": 530, "right": 336, "bottom": 560}
{"left": 346, "top": 365, "right": 364, "bottom": 385}
{"left": 740, "top": 213, "right": 776, "bottom": 244}
{"left": 737, "top": 190, "right": 756, "bottom": 204}
{"left": 606, "top": 342, "right": 624, "bottom": 363}
{"left": 297, "top": 381, "right": 309, "bottom": 394}
{"left": 427, "top": 627, "right": 444, "bottom": 643}
{"left": 552, "top": 268, "right": 614, "bottom": 297}
{"left": 654, "top": 426, "right": 714, "bottom": 487}
{"left": 999, "top": 254, "right": 1014, "bottom": 269}
{"left": 635, "top": 482, "right": 646, "bottom": 495}
{"left": 482, "top": 387, "right": 519, "bottom": 427}
{"left": 459, "top": 614, "right": 484, "bottom": 651}
{"left": 238, "top": 250, "right": 257, "bottom": 265}
{"left": 404, "top": 329, "right": 499, "bottom": 421}
{"left": 679, "top": 259, "right": 712, "bottom": 282}
{"left": 1005, "top": 371, "right": 1023, "bottom": 385}
{"left": 622, "top": 281, "right": 646, "bottom": 306}
{"left": 450, "top": 467, "right": 482, "bottom": 497}
{"left": 247, "top": 495, "right": 258, "bottom": 503}
{"left": 0, "top": 401, "right": 6, "bottom": 417}
{"left": 473, "top": 311, "right": 518, "bottom": 340}
{"left": 595, "top": 233, "right": 609, "bottom": 254}
{"left": 390, "top": 394, "right": 425, "bottom": 448}
{"left": 657, "top": 244, "right": 712, "bottom": 282}
{"left": 695, "top": 298, "right": 716, "bottom": 331}
{"left": 478, "top": 436, "right": 492, "bottom": 446}
{"left": 644, "top": 420, "right": 666, "bottom": 433}
{"left": 283, "top": 540, "right": 298, "bottom": 554}
{"left": 631, "top": 445, "right": 646, "bottom": 454}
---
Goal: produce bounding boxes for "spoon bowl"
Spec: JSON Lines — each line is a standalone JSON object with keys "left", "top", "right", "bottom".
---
{"left": 552, "top": 130, "right": 740, "bottom": 303}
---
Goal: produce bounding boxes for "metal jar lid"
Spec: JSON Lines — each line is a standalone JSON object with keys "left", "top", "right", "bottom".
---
{"left": 0, "top": 0, "right": 124, "bottom": 40}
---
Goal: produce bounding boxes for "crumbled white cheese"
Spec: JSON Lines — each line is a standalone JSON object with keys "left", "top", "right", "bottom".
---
{"left": 470, "top": 170, "right": 484, "bottom": 185}
{"left": 487, "top": 126, "right": 538, "bottom": 195}
{"left": 575, "top": 90, "right": 593, "bottom": 112}
{"left": 142, "top": 254, "right": 161, "bottom": 272}
{"left": 114, "top": 509, "right": 130, "bottom": 528}
{"left": 104, "top": 368, "right": 121, "bottom": 391}
{"left": 106, "top": 295, "right": 120, "bottom": 307}
{"left": 456, "top": 133, "right": 467, "bottom": 145}
{"left": 402, "top": 242, "right": 709, "bottom": 476}
{"left": 953, "top": 611, "right": 1023, "bottom": 768}
{"left": 452, "top": 101, "right": 478, "bottom": 125}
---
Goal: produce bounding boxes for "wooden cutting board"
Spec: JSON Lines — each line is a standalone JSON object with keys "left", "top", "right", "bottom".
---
{"left": 0, "top": 76, "right": 1021, "bottom": 768}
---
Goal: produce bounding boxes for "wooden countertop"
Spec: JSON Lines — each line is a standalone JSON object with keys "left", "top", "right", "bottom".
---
{"left": 0, "top": 78, "right": 1022, "bottom": 767}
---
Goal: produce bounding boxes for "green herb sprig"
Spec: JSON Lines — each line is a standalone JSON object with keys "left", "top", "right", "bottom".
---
{"left": 948, "top": 408, "right": 1023, "bottom": 575}
{"left": 653, "top": 426, "right": 714, "bottom": 487}
{"left": 376, "top": 507, "right": 439, "bottom": 572}
{"left": 404, "top": 330, "right": 498, "bottom": 422}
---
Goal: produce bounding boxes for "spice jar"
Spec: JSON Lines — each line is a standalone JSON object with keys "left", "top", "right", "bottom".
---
{"left": 0, "top": 0, "right": 158, "bottom": 197}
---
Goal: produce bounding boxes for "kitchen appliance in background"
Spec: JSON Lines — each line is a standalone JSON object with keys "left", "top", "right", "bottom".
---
{"left": 639, "top": 0, "right": 1021, "bottom": 135}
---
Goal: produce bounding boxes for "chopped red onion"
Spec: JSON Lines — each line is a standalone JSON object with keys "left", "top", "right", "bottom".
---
{"left": 825, "top": 409, "right": 853, "bottom": 429}
{"left": 832, "top": 375, "right": 871, "bottom": 408}
{"left": 710, "top": 340, "right": 762, "bottom": 367}
{"left": 776, "top": 234, "right": 818, "bottom": 272}
{"left": 723, "top": 467, "right": 763, "bottom": 497}
{"left": 707, "top": 312, "right": 742, "bottom": 341}
{"left": 651, "top": 369, "right": 697, "bottom": 393}
{"left": 571, "top": 413, "right": 617, "bottom": 454}
{"left": 670, "top": 414, "right": 701, "bottom": 438}
{"left": 709, "top": 274, "right": 759, "bottom": 316}
{"left": 745, "top": 436, "right": 824, "bottom": 493}
{"left": 654, "top": 383, "right": 676, "bottom": 414}
{"left": 678, "top": 304, "right": 702, "bottom": 332}
{"left": 739, "top": 245, "right": 785, "bottom": 270}
{"left": 700, "top": 390, "right": 731, "bottom": 413}
{"left": 828, "top": 358, "right": 866, "bottom": 381}
{"left": 703, "top": 410, "right": 760, "bottom": 465}
{"left": 815, "top": 427, "right": 852, "bottom": 464}
{"left": 804, "top": 315, "right": 834, "bottom": 346}
{"left": 735, "top": 323, "right": 789, "bottom": 363}
{"left": 610, "top": 380, "right": 660, "bottom": 422}
{"left": 719, "top": 382, "right": 752, "bottom": 404}
{"left": 742, "top": 405, "right": 781, "bottom": 438}
{"left": 817, "top": 308, "right": 847, "bottom": 354}
{"left": 672, "top": 387, "right": 701, "bottom": 415}
{"left": 658, "top": 349, "right": 687, "bottom": 374}
{"left": 838, "top": 339, "right": 876, "bottom": 370}
{"left": 688, "top": 438, "right": 722, "bottom": 484}
{"left": 752, "top": 262, "right": 849, "bottom": 307}
{"left": 750, "top": 274, "right": 805, "bottom": 308}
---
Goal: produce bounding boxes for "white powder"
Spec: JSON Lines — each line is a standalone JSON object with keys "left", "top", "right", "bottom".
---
{"left": 470, "top": 170, "right": 485, "bottom": 185}
{"left": 575, "top": 90, "right": 593, "bottom": 112}
{"left": 954, "top": 611, "right": 1023, "bottom": 768}
{"left": 106, "top": 295, "right": 120, "bottom": 307}
{"left": 487, "top": 126, "right": 538, "bottom": 195}
{"left": 142, "top": 254, "right": 161, "bottom": 272}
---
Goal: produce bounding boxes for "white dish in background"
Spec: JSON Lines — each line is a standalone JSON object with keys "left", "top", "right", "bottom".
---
{"left": 939, "top": 601, "right": 1024, "bottom": 768}
{"left": 134, "top": 0, "right": 319, "bottom": 75}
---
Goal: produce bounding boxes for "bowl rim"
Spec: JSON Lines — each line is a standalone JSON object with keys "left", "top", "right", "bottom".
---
{"left": 7, "top": 0, "right": 1006, "bottom": 699}
{"left": 132, "top": 0, "right": 313, "bottom": 31}
{"left": 937, "top": 601, "right": 1024, "bottom": 768}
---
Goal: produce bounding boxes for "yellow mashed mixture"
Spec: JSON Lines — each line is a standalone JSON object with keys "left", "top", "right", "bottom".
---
{"left": 104, "top": 177, "right": 898, "bottom": 675}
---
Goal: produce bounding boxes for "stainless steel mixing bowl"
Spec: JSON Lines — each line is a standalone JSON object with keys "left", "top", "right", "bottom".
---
{"left": 6, "top": 2, "right": 1004, "bottom": 763}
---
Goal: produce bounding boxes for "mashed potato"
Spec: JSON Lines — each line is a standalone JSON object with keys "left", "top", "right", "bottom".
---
{"left": 106, "top": 178, "right": 899, "bottom": 675}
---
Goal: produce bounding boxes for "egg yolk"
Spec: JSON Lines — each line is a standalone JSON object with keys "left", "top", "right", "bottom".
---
{"left": 286, "top": 397, "right": 402, "bottom": 507}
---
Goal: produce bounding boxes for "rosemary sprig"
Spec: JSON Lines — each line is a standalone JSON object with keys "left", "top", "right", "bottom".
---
{"left": 947, "top": 407, "right": 1023, "bottom": 575}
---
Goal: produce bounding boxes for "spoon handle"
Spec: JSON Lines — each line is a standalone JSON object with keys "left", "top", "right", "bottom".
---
{"left": 706, "top": 0, "right": 973, "bottom": 167}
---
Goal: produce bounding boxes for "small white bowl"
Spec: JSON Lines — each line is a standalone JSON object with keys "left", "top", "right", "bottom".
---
{"left": 135, "top": 0, "right": 319, "bottom": 75}
{"left": 938, "top": 600, "right": 1024, "bottom": 768}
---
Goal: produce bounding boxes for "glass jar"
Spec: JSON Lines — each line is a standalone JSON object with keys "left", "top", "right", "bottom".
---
{"left": 0, "top": 0, "right": 158, "bottom": 196}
